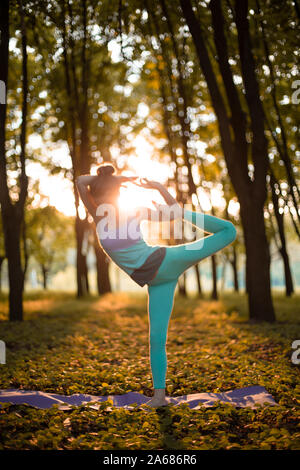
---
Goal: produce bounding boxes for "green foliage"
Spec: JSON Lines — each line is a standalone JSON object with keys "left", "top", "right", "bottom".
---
{"left": 25, "top": 204, "right": 75, "bottom": 287}
{"left": 0, "top": 291, "right": 299, "bottom": 450}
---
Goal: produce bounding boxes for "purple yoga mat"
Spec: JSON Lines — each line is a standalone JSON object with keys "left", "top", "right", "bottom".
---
{"left": 0, "top": 386, "right": 277, "bottom": 410}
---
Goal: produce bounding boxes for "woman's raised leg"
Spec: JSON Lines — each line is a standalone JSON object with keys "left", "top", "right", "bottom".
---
{"left": 150, "top": 210, "right": 237, "bottom": 283}
{"left": 173, "top": 209, "right": 237, "bottom": 272}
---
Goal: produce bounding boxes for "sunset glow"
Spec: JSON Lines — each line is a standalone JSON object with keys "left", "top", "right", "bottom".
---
{"left": 26, "top": 133, "right": 239, "bottom": 218}
{"left": 118, "top": 183, "right": 164, "bottom": 212}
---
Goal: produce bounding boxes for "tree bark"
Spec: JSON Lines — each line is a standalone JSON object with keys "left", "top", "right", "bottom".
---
{"left": 0, "top": 256, "right": 4, "bottom": 292}
{"left": 4, "top": 213, "right": 24, "bottom": 320}
{"left": 178, "top": 272, "right": 187, "bottom": 296}
{"left": 255, "top": 0, "right": 300, "bottom": 221}
{"left": 294, "top": 0, "right": 300, "bottom": 19}
{"left": 62, "top": 0, "right": 92, "bottom": 297}
{"left": 220, "top": 258, "right": 227, "bottom": 293}
{"left": 240, "top": 202, "right": 274, "bottom": 320}
{"left": 93, "top": 225, "right": 111, "bottom": 294}
{"left": 269, "top": 171, "right": 294, "bottom": 296}
{"left": 41, "top": 264, "right": 48, "bottom": 290}
{"left": 75, "top": 216, "right": 89, "bottom": 297}
{"left": 145, "top": 0, "right": 186, "bottom": 202}
{"left": 0, "top": 0, "right": 29, "bottom": 321}
{"left": 230, "top": 244, "right": 239, "bottom": 292}
{"left": 180, "top": 0, "right": 275, "bottom": 321}
{"left": 75, "top": 0, "right": 91, "bottom": 297}
{"left": 21, "top": 215, "right": 29, "bottom": 290}
{"left": 159, "top": 0, "right": 197, "bottom": 196}
{"left": 211, "top": 255, "right": 218, "bottom": 300}
{"left": 194, "top": 264, "right": 203, "bottom": 297}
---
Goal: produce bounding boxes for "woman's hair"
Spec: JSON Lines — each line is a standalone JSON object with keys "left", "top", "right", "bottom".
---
{"left": 89, "top": 163, "right": 120, "bottom": 201}
{"left": 96, "top": 163, "right": 115, "bottom": 177}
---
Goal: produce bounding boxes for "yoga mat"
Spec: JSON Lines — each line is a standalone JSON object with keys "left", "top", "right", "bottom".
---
{"left": 0, "top": 385, "right": 277, "bottom": 410}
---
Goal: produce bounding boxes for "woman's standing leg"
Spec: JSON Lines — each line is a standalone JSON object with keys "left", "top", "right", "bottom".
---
{"left": 143, "top": 210, "right": 236, "bottom": 406}
{"left": 144, "top": 279, "right": 178, "bottom": 407}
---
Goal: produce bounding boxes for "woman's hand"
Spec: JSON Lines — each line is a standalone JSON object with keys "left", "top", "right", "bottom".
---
{"left": 135, "top": 178, "right": 162, "bottom": 190}
{"left": 134, "top": 178, "right": 180, "bottom": 209}
{"left": 118, "top": 175, "right": 140, "bottom": 188}
{"left": 117, "top": 175, "right": 139, "bottom": 183}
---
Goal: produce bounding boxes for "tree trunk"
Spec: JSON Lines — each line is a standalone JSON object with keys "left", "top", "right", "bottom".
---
{"left": 178, "top": 272, "right": 187, "bottom": 296}
{"left": 75, "top": 217, "right": 89, "bottom": 297}
{"left": 62, "top": 0, "right": 93, "bottom": 298}
{"left": 240, "top": 203, "right": 274, "bottom": 321}
{"left": 230, "top": 245, "right": 239, "bottom": 292}
{"left": 95, "top": 248, "right": 111, "bottom": 295}
{"left": 211, "top": 255, "right": 218, "bottom": 300}
{"left": 93, "top": 226, "right": 111, "bottom": 294}
{"left": 180, "top": 0, "right": 275, "bottom": 321}
{"left": 220, "top": 258, "right": 227, "bottom": 293}
{"left": 159, "top": 0, "right": 197, "bottom": 196}
{"left": 280, "top": 246, "right": 294, "bottom": 297}
{"left": 255, "top": 0, "right": 300, "bottom": 221}
{"left": 41, "top": 264, "right": 48, "bottom": 290}
{"left": 145, "top": 0, "right": 196, "bottom": 202}
{"left": 0, "top": 0, "right": 28, "bottom": 321}
{"left": 4, "top": 211, "right": 24, "bottom": 321}
{"left": 0, "top": 256, "right": 4, "bottom": 292}
{"left": 194, "top": 264, "right": 203, "bottom": 297}
{"left": 270, "top": 171, "right": 294, "bottom": 296}
{"left": 21, "top": 215, "right": 29, "bottom": 291}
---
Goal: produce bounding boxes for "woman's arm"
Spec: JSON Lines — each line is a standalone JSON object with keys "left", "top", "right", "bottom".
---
{"left": 135, "top": 178, "right": 183, "bottom": 217}
{"left": 133, "top": 181, "right": 183, "bottom": 222}
{"left": 76, "top": 175, "right": 98, "bottom": 186}
{"left": 75, "top": 175, "right": 98, "bottom": 219}
{"left": 136, "top": 179, "right": 178, "bottom": 206}
{"left": 153, "top": 182, "right": 178, "bottom": 207}
{"left": 76, "top": 174, "right": 138, "bottom": 218}
{"left": 116, "top": 175, "right": 139, "bottom": 185}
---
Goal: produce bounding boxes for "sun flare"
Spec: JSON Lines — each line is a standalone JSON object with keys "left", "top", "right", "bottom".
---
{"left": 118, "top": 184, "right": 159, "bottom": 211}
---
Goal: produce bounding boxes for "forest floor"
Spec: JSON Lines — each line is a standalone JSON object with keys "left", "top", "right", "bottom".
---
{"left": 0, "top": 290, "right": 299, "bottom": 450}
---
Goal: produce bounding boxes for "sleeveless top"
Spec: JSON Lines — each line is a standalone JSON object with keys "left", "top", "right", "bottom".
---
{"left": 94, "top": 209, "right": 166, "bottom": 287}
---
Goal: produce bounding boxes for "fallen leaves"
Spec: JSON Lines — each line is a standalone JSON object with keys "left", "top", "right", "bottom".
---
{"left": 0, "top": 290, "right": 299, "bottom": 450}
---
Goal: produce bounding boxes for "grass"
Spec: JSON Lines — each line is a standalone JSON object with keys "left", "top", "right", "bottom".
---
{"left": 0, "top": 289, "right": 299, "bottom": 450}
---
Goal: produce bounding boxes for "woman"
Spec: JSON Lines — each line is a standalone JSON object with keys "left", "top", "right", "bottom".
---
{"left": 76, "top": 163, "right": 237, "bottom": 407}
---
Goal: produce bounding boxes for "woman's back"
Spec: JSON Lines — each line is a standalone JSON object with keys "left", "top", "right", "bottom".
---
{"left": 95, "top": 207, "right": 166, "bottom": 287}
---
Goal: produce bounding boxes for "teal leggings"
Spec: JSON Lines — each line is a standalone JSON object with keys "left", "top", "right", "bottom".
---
{"left": 147, "top": 209, "right": 237, "bottom": 389}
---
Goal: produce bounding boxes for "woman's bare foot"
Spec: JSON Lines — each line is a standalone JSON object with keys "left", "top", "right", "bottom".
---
{"left": 140, "top": 388, "right": 168, "bottom": 408}
{"left": 141, "top": 397, "right": 168, "bottom": 408}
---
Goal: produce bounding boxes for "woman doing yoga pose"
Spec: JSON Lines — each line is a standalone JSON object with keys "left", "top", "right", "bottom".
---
{"left": 76, "top": 163, "right": 237, "bottom": 407}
